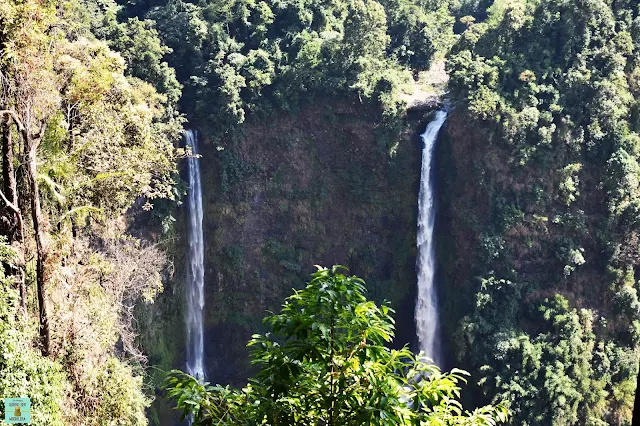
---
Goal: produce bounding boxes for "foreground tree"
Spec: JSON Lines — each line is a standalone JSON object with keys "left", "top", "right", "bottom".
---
{"left": 0, "top": 0, "right": 61, "bottom": 354}
{"left": 164, "top": 266, "right": 508, "bottom": 425}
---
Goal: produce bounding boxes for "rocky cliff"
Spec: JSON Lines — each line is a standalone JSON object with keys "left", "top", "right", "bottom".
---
{"left": 141, "top": 97, "right": 436, "bottom": 424}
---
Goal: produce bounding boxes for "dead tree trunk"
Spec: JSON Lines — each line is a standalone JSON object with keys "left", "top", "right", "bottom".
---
{"left": 1, "top": 109, "right": 50, "bottom": 354}
{"left": 1, "top": 110, "right": 26, "bottom": 313}
{"left": 3, "top": 109, "right": 50, "bottom": 355}
{"left": 634, "top": 364, "right": 640, "bottom": 424}
{"left": 26, "top": 133, "right": 50, "bottom": 355}
{"left": 2, "top": 115, "right": 17, "bottom": 210}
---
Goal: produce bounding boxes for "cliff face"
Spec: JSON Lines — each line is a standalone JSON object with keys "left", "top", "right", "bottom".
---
{"left": 439, "top": 110, "right": 623, "bottom": 345}
{"left": 192, "top": 98, "right": 425, "bottom": 385}
{"left": 144, "top": 99, "right": 638, "bottom": 425}
{"left": 144, "top": 98, "right": 430, "bottom": 395}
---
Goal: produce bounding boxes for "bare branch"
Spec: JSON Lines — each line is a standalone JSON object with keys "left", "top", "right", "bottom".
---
{"left": 0, "top": 110, "right": 45, "bottom": 146}
{"left": 0, "top": 188, "right": 18, "bottom": 215}
{"left": 0, "top": 188, "right": 24, "bottom": 243}
{"left": 0, "top": 109, "right": 26, "bottom": 135}
{"left": 31, "top": 121, "right": 47, "bottom": 141}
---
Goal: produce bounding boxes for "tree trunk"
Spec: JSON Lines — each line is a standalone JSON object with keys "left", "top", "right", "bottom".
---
{"left": 634, "top": 366, "right": 640, "bottom": 424}
{"left": 18, "top": 269, "right": 26, "bottom": 314}
{"left": 1, "top": 112, "right": 26, "bottom": 314}
{"left": 26, "top": 135, "right": 50, "bottom": 356}
{"left": 2, "top": 114, "right": 17, "bottom": 214}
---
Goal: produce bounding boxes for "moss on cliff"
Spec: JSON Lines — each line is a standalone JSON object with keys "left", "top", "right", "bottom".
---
{"left": 191, "top": 97, "right": 423, "bottom": 384}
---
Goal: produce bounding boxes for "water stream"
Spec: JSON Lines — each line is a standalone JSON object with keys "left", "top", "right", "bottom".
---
{"left": 185, "top": 129, "right": 205, "bottom": 380}
{"left": 415, "top": 110, "right": 447, "bottom": 366}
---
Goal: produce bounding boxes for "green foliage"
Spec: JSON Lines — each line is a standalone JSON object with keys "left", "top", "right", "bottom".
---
{"left": 50, "top": 37, "right": 183, "bottom": 216}
{"left": 381, "top": 0, "right": 456, "bottom": 69}
{"left": 509, "top": 298, "right": 601, "bottom": 426}
{"left": 0, "top": 1, "right": 181, "bottom": 425}
{"left": 0, "top": 233, "right": 165, "bottom": 426}
{"left": 141, "top": 0, "right": 456, "bottom": 135}
{"left": 445, "top": 0, "right": 640, "bottom": 423}
{"left": 460, "top": 280, "right": 615, "bottom": 426}
{"left": 164, "top": 266, "right": 509, "bottom": 425}
{"left": 68, "top": 0, "right": 183, "bottom": 110}
{"left": 83, "top": 357, "right": 150, "bottom": 426}
{"left": 0, "top": 240, "right": 66, "bottom": 426}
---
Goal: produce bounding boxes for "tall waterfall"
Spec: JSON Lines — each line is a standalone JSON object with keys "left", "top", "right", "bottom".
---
{"left": 415, "top": 110, "right": 447, "bottom": 366}
{"left": 185, "top": 130, "right": 205, "bottom": 380}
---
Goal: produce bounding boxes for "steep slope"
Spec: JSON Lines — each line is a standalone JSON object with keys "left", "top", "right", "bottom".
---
{"left": 0, "top": 0, "right": 182, "bottom": 424}
{"left": 442, "top": 0, "right": 640, "bottom": 424}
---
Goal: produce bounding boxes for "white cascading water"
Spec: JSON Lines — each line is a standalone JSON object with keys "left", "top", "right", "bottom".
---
{"left": 185, "top": 130, "right": 205, "bottom": 380}
{"left": 415, "top": 110, "right": 447, "bottom": 367}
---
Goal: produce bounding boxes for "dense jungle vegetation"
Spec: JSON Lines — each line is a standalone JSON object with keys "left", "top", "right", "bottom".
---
{"left": 0, "top": 0, "right": 639, "bottom": 424}
{"left": 443, "top": 1, "right": 640, "bottom": 425}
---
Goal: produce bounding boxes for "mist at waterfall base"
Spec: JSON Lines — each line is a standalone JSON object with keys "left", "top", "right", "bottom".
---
{"left": 185, "top": 130, "right": 206, "bottom": 380}
{"left": 415, "top": 110, "right": 447, "bottom": 367}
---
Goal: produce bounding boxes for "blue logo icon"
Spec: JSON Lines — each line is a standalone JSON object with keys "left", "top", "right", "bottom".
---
{"left": 4, "top": 398, "right": 30, "bottom": 424}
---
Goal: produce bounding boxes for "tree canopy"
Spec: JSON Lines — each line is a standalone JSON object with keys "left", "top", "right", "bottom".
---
{"left": 164, "top": 266, "right": 509, "bottom": 425}
{"left": 140, "top": 0, "right": 457, "bottom": 133}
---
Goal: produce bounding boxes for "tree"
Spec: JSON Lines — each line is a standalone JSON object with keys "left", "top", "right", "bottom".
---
{"left": 0, "top": 238, "right": 66, "bottom": 426}
{"left": 141, "top": 0, "right": 455, "bottom": 136}
{"left": 0, "top": 0, "right": 182, "bottom": 357}
{"left": 164, "top": 266, "right": 509, "bottom": 425}
{"left": 0, "top": 0, "right": 61, "bottom": 355}
{"left": 380, "top": 0, "right": 455, "bottom": 70}
{"left": 0, "top": 0, "right": 181, "bottom": 423}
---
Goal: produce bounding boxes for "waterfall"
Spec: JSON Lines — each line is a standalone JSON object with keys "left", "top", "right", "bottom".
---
{"left": 415, "top": 110, "right": 447, "bottom": 367}
{"left": 185, "top": 130, "right": 205, "bottom": 380}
